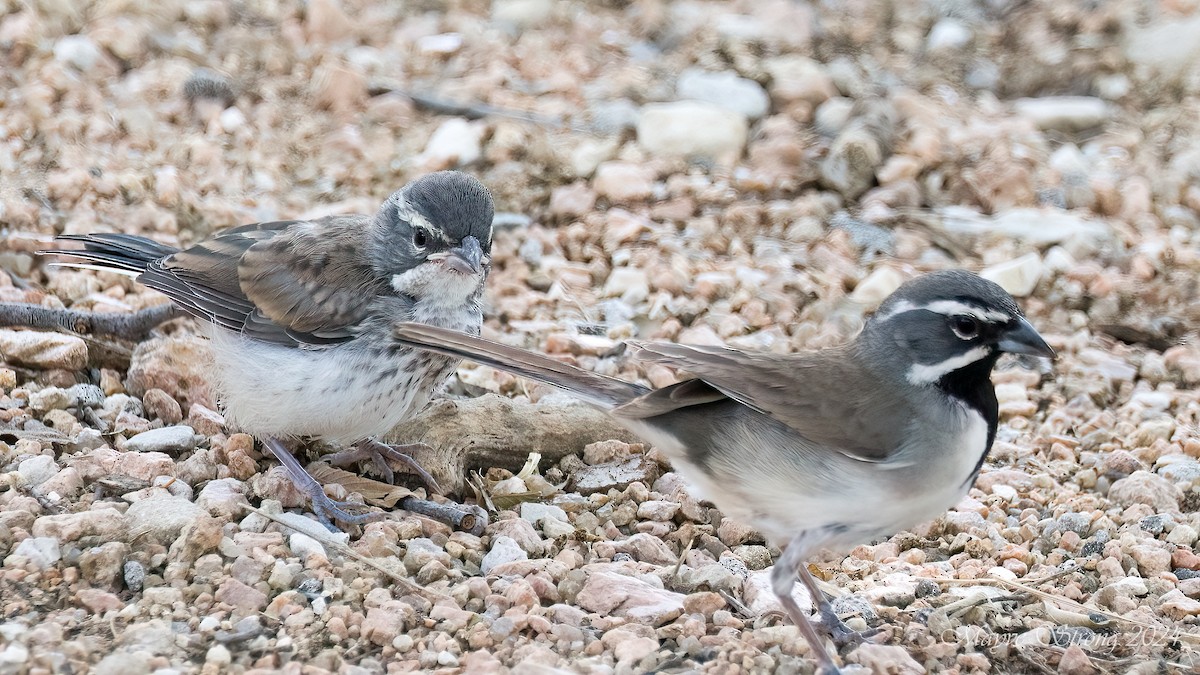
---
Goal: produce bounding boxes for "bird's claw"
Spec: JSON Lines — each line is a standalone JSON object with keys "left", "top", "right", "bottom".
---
{"left": 309, "top": 491, "right": 384, "bottom": 532}
{"left": 325, "top": 439, "right": 442, "bottom": 494}
{"left": 817, "top": 606, "right": 881, "bottom": 648}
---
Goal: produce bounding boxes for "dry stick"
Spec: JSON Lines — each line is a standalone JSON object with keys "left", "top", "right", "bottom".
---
{"left": 244, "top": 505, "right": 450, "bottom": 604}
{"left": 399, "top": 496, "right": 486, "bottom": 536}
{"left": 934, "top": 576, "right": 1200, "bottom": 645}
{"left": 0, "top": 302, "right": 181, "bottom": 339}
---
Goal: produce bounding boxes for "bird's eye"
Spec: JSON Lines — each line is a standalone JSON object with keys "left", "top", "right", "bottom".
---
{"left": 951, "top": 315, "right": 981, "bottom": 340}
{"left": 413, "top": 229, "right": 428, "bottom": 249}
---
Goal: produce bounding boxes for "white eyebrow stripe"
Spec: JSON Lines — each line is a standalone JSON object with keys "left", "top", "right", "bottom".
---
{"left": 876, "top": 300, "right": 1010, "bottom": 323}
{"left": 906, "top": 345, "right": 992, "bottom": 385}
{"left": 398, "top": 204, "right": 453, "bottom": 245}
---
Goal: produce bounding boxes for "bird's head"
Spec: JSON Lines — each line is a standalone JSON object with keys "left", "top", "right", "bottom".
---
{"left": 370, "top": 171, "right": 495, "bottom": 305}
{"left": 861, "top": 270, "right": 1055, "bottom": 388}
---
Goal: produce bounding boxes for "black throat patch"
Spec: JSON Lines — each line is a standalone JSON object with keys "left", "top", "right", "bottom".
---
{"left": 937, "top": 352, "right": 1001, "bottom": 485}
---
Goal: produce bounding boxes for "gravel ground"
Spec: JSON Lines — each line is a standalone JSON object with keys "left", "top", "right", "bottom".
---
{"left": 2, "top": 0, "right": 1200, "bottom": 673}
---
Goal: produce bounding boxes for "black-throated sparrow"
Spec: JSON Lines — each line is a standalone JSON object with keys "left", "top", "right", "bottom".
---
{"left": 44, "top": 171, "right": 495, "bottom": 529}
{"left": 392, "top": 270, "right": 1055, "bottom": 674}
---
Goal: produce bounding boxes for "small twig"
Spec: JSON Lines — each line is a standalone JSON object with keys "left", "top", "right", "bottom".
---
{"left": 0, "top": 302, "right": 180, "bottom": 339}
{"left": 399, "top": 497, "right": 487, "bottom": 536}
{"left": 244, "top": 505, "right": 449, "bottom": 603}
{"left": 671, "top": 534, "right": 695, "bottom": 582}
{"left": 367, "top": 80, "right": 592, "bottom": 133}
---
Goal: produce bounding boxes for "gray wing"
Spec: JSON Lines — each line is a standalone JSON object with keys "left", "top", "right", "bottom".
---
{"left": 140, "top": 217, "right": 390, "bottom": 348}
{"left": 615, "top": 342, "right": 910, "bottom": 462}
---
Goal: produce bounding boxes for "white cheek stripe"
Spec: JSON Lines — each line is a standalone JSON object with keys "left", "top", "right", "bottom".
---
{"left": 876, "top": 299, "right": 1009, "bottom": 323}
{"left": 907, "top": 345, "right": 992, "bottom": 385}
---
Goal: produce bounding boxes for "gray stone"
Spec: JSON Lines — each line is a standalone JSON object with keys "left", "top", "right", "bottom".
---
{"left": 18, "top": 455, "right": 58, "bottom": 487}
{"left": 12, "top": 537, "right": 61, "bottom": 570}
{"left": 123, "top": 426, "right": 198, "bottom": 454}
{"left": 126, "top": 495, "right": 204, "bottom": 544}
{"left": 481, "top": 535, "right": 527, "bottom": 574}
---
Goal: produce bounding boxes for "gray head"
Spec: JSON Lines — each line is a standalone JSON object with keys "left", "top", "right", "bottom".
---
{"left": 369, "top": 171, "right": 495, "bottom": 303}
{"left": 860, "top": 270, "right": 1055, "bottom": 388}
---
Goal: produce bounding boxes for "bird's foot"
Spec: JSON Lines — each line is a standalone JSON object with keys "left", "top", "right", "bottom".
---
{"left": 816, "top": 605, "right": 882, "bottom": 648}
{"left": 323, "top": 439, "right": 441, "bottom": 494}
{"left": 308, "top": 490, "right": 385, "bottom": 532}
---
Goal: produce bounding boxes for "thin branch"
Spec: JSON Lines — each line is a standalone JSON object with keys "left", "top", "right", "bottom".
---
{"left": 0, "top": 302, "right": 181, "bottom": 339}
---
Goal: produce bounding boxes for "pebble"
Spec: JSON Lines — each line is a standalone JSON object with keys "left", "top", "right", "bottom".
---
{"left": 17, "top": 455, "right": 58, "bottom": 487}
{"left": 676, "top": 68, "right": 770, "bottom": 119}
{"left": 122, "top": 425, "right": 198, "bottom": 454}
{"left": 636, "top": 101, "right": 749, "bottom": 162}
{"left": 593, "top": 161, "right": 654, "bottom": 203}
{"left": 575, "top": 567, "right": 686, "bottom": 625}
{"left": 126, "top": 495, "right": 204, "bottom": 544}
{"left": 520, "top": 502, "right": 569, "bottom": 525}
{"left": 481, "top": 535, "right": 528, "bottom": 574}
{"left": 0, "top": 330, "right": 88, "bottom": 370}
{"left": 12, "top": 537, "right": 61, "bottom": 570}
{"left": 1108, "top": 471, "right": 1184, "bottom": 511}
{"left": 420, "top": 118, "right": 485, "bottom": 169}
{"left": 1014, "top": 97, "right": 1110, "bottom": 132}
{"left": 981, "top": 252, "right": 1043, "bottom": 298}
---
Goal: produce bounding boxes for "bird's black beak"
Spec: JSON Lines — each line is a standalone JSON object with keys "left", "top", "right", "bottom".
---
{"left": 998, "top": 317, "right": 1056, "bottom": 359}
{"left": 444, "top": 236, "right": 484, "bottom": 275}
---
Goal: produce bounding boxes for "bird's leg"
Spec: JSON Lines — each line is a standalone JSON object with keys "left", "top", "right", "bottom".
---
{"left": 321, "top": 438, "right": 441, "bottom": 494}
{"left": 797, "top": 562, "right": 882, "bottom": 647}
{"left": 261, "top": 437, "right": 382, "bottom": 531}
{"left": 772, "top": 533, "right": 842, "bottom": 675}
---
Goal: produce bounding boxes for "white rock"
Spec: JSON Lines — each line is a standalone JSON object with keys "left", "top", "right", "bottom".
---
{"left": 570, "top": 137, "right": 620, "bottom": 177}
{"left": 197, "top": 478, "right": 252, "bottom": 520}
{"left": 54, "top": 35, "right": 102, "bottom": 71}
{"left": 481, "top": 535, "right": 528, "bottom": 574}
{"left": 1013, "top": 97, "right": 1110, "bottom": 132}
{"left": 676, "top": 68, "right": 770, "bottom": 119}
{"left": 1042, "top": 246, "right": 1075, "bottom": 273}
{"left": 417, "top": 33, "right": 463, "bottom": 55}
{"left": 0, "top": 330, "right": 88, "bottom": 370}
{"left": 541, "top": 518, "right": 575, "bottom": 539}
{"left": 1124, "top": 14, "right": 1200, "bottom": 81}
{"left": 763, "top": 55, "right": 837, "bottom": 105}
{"left": 420, "top": 118, "right": 485, "bottom": 168}
{"left": 990, "top": 484, "right": 1019, "bottom": 502}
{"left": 289, "top": 532, "right": 327, "bottom": 561}
{"left": 18, "top": 456, "right": 59, "bottom": 487}
{"left": 602, "top": 268, "right": 650, "bottom": 304}
{"left": 126, "top": 495, "right": 205, "bottom": 544}
{"left": 13, "top": 537, "right": 61, "bottom": 570}
{"left": 981, "top": 253, "right": 1043, "bottom": 297}
{"left": 520, "top": 502, "right": 569, "bottom": 524}
{"left": 28, "top": 387, "right": 70, "bottom": 413}
{"left": 927, "top": 19, "right": 972, "bottom": 51}
{"left": 492, "top": 0, "right": 554, "bottom": 27}
{"left": 123, "top": 426, "right": 198, "bottom": 454}
{"left": 814, "top": 97, "right": 854, "bottom": 136}
{"left": 849, "top": 267, "right": 905, "bottom": 309}
{"left": 637, "top": 101, "right": 748, "bottom": 162}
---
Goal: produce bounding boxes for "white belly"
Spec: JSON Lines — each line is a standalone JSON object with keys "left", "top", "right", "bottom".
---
{"left": 626, "top": 404, "right": 989, "bottom": 551}
{"left": 206, "top": 328, "right": 452, "bottom": 443}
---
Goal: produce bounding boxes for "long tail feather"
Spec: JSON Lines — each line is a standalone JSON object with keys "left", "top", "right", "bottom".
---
{"left": 40, "top": 233, "right": 179, "bottom": 275}
{"left": 393, "top": 323, "right": 647, "bottom": 409}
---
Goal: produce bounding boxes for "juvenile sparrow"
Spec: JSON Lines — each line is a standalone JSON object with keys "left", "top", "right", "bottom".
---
{"left": 393, "top": 270, "right": 1055, "bottom": 674}
{"left": 44, "top": 171, "right": 495, "bottom": 529}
